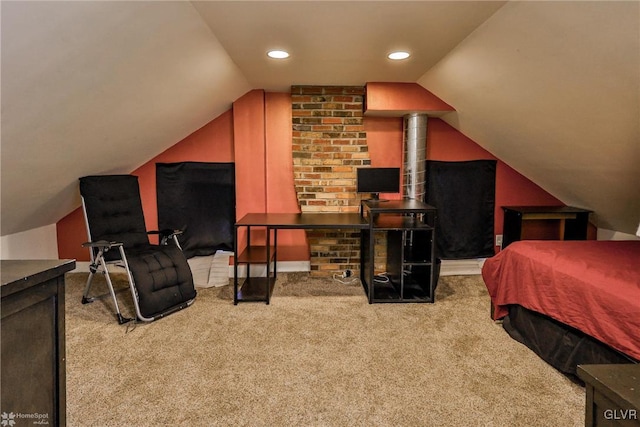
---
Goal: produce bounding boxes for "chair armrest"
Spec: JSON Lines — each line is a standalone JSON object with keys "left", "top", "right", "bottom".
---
{"left": 148, "top": 229, "right": 183, "bottom": 246}
{"left": 82, "top": 240, "right": 123, "bottom": 249}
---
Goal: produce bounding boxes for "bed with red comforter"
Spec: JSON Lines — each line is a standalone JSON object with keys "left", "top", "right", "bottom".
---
{"left": 482, "top": 240, "right": 640, "bottom": 371}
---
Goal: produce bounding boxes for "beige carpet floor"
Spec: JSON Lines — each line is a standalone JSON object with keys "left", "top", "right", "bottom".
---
{"left": 65, "top": 272, "right": 584, "bottom": 426}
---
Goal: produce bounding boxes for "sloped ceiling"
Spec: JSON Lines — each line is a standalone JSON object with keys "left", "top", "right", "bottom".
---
{"left": 1, "top": 1, "right": 251, "bottom": 235}
{"left": 419, "top": 1, "right": 640, "bottom": 233}
{"left": 1, "top": 1, "right": 638, "bottom": 238}
{"left": 191, "top": 1, "right": 506, "bottom": 91}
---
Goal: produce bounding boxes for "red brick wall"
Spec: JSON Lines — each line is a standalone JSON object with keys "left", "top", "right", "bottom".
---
{"left": 291, "top": 86, "right": 369, "bottom": 276}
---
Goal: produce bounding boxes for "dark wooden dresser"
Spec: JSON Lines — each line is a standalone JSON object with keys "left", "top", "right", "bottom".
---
{"left": 577, "top": 364, "right": 640, "bottom": 427}
{"left": 502, "top": 205, "right": 592, "bottom": 248}
{"left": 1, "top": 259, "right": 75, "bottom": 427}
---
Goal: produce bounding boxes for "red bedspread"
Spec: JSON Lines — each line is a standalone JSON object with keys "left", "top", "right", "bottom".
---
{"left": 482, "top": 240, "right": 640, "bottom": 360}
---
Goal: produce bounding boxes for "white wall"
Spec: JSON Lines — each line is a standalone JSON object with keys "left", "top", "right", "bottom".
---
{"left": 597, "top": 228, "right": 640, "bottom": 241}
{"left": 0, "top": 224, "right": 60, "bottom": 259}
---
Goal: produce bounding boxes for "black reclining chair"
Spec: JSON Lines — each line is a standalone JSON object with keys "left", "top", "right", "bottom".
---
{"left": 79, "top": 175, "right": 196, "bottom": 324}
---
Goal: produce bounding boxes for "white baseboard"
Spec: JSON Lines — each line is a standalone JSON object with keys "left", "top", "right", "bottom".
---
{"left": 72, "top": 259, "right": 484, "bottom": 277}
{"left": 71, "top": 261, "right": 93, "bottom": 273}
{"left": 234, "top": 259, "right": 485, "bottom": 277}
{"left": 439, "top": 259, "right": 485, "bottom": 276}
{"left": 233, "top": 261, "right": 310, "bottom": 278}
{"left": 71, "top": 260, "right": 311, "bottom": 277}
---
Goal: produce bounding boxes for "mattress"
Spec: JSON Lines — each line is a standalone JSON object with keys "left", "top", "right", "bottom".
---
{"left": 482, "top": 240, "right": 640, "bottom": 361}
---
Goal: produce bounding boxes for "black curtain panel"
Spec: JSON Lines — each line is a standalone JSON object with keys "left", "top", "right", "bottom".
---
{"left": 425, "top": 160, "right": 496, "bottom": 259}
{"left": 156, "top": 162, "right": 235, "bottom": 258}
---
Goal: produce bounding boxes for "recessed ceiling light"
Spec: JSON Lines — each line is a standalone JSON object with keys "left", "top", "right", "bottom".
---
{"left": 388, "top": 51, "right": 410, "bottom": 60}
{"left": 267, "top": 50, "right": 290, "bottom": 59}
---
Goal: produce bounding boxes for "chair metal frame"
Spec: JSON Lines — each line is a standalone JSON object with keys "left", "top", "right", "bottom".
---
{"left": 80, "top": 194, "right": 192, "bottom": 324}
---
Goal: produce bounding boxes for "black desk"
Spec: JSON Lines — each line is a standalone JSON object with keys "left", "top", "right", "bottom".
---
{"left": 234, "top": 202, "right": 438, "bottom": 305}
{"left": 361, "top": 200, "right": 438, "bottom": 303}
{"left": 1, "top": 259, "right": 75, "bottom": 427}
{"left": 233, "top": 213, "right": 368, "bottom": 304}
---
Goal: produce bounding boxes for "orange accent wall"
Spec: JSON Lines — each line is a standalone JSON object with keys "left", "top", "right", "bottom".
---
{"left": 57, "top": 90, "right": 307, "bottom": 263}
{"left": 363, "top": 116, "right": 562, "bottom": 253}
{"left": 134, "top": 109, "right": 235, "bottom": 237}
{"left": 56, "top": 209, "right": 88, "bottom": 262}
{"left": 58, "top": 84, "right": 563, "bottom": 262}
{"left": 363, "top": 116, "right": 403, "bottom": 201}
{"left": 365, "top": 82, "right": 455, "bottom": 116}
{"left": 363, "top": 116, "right": 403, "bottom": 167}
{"left": 232, "top": 90, "right": 308, "bottom": 260}
{"left": 428, "top": 119, "right": 563, "bottom": 245}
{"left": 232, "top": 90, "right": 267, "bottom": 251}
{"left": 265, "top": 92, "right": 309, "bottom": 260}
{"left": 233, "top": 90, "right": 267, "bottom": 219}
{"left": 56, "top": 110, "right": 235, "bottom": 261}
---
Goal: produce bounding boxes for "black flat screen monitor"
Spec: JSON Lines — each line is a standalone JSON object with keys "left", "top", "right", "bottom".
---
{"left": 357, "top": 167, "right": 401, "bottom": 200}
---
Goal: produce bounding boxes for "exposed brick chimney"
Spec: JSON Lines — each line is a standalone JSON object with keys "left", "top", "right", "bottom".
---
{"left": 291, "top": 86, "right": 368, "bottom": 276}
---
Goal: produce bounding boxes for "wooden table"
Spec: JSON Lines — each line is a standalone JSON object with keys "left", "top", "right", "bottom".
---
{"left": 577, "top": 364, "right": 640, "bottom": 427}
{"left": 502, "top": 205, "right": 592, "bottom": 248}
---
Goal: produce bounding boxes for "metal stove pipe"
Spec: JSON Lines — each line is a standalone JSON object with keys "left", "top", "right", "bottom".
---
{"left": 402, "top": 113, "right": 428, "bottom": 200}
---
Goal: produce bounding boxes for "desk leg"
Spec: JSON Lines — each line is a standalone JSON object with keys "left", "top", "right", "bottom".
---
{"left": 559, "top": 218, "right": 566, "bottom": 240}
{"left": 359, "top": 229, "right": 364, "bottom": 283}
{"left": 233, "top": 225, "right": 239, "bottom": 305}
{"left": 246, "top": 227, "right": 251, "bottom": 280}
{"left": 431, "top": 215, "right": 437, "bottom": 302}
{"left": 273, "top": 228, "right": 278, "bottom": 281}
{"left": 266, "top": 227, "right": 271, "bottom": 305}
{"left": 368, "top": 224, "right": 375, "bottom": 304}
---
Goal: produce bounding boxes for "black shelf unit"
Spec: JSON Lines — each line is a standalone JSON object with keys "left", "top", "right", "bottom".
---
{"left": 360, "top": 200, "right": 438, "bottom": 303}
{"left": 235, "top": 244, "right": 276, "bottom": 303}
{"left": 233, "top": 219, "right": 277, "bottom": 304}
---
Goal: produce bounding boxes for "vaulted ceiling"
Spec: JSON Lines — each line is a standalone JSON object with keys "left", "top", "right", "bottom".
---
{"left": 1, "top": 1, "right": 638, "bottom": 237}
